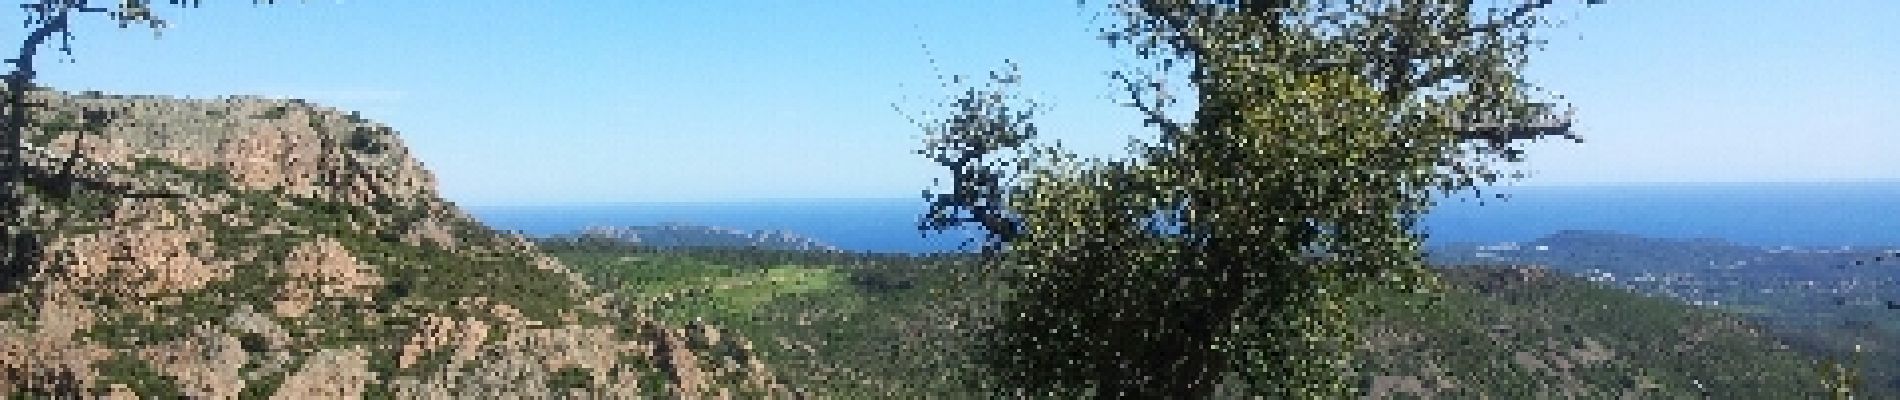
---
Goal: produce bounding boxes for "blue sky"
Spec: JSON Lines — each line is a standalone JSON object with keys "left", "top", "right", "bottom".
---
{"left": 11, "top": 1, "right": 1898, "bottom": 205}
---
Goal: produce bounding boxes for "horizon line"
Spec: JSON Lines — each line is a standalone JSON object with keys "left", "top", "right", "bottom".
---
{"left": 453, "top": 180, "right": 1900, "bottom": 208}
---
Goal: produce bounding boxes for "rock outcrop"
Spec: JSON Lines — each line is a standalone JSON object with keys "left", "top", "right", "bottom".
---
{"left": 0, "top": 88, "right": 792, "bottom": 398}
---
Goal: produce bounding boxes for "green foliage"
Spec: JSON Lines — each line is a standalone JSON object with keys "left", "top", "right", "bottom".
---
{"left": 612, "top": 352, "right": 675, "bottom": 398}
{"left": 84, "top": 311, "right": 193, "bottom": 349}
{"left": 546, "top": 366, "right": 594, "bottom": 391}
{"left": 360, "top": 382, "right": 397, "bottom": 400}
{"left": 558, "top": 246, "right": 845, "bottom": 326}
{"left": 236, "top": 369, "right": 290, "bottom": 400}
{"left": 75, "top": 156, "right": 581, "bottom": 363}
{"left": 0, "top": 297, "right": 31, "bottom": 327}
{"left": 350, "top": 126, "right": 388, "bottom": 154}
{"left": 911, "top": 1, "right": 1586, "bottom": 397}
{"left": 184, "top": 167, "right": 583, "bottom": 323}
{"left": 551, "top": 242, "right": 1851, "bottom": 398}
{"left": 545, "top": 244, "right": 998, "bottom": 398}
{"left": 131, "top": 156, "right": 234, "bottom": 191}
{"left": 254, "top": 105, "right": 289, "bottom": 120}
{"left": 93, "top": 353, "right": 185, "bottom": 398}
{"left": 1348, "top": 266, "right": 1837, "bottom": 398}
{"left": 28, "top": 111, "right": 78, "bottom": 147}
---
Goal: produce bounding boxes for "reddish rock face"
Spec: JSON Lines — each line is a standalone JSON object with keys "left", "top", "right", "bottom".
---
{"left": 274, "top": 236, "right": 382, "bottom": 319}
{"left": 0, "top": 88, "right": 791, "bottom": 399}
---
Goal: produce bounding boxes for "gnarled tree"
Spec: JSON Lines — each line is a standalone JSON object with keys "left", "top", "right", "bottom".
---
{"left": 916, "top": 0, "right": 1588, "bottom": 397}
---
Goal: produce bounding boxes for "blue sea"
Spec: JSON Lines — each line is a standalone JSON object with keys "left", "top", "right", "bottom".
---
{"left": 466, "top": 182, "right": 1900, "bottom": 254}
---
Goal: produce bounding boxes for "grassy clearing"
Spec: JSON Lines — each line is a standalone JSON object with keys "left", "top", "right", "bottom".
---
{"left": 544, "top": 242, "right": 997, "bottom": 398}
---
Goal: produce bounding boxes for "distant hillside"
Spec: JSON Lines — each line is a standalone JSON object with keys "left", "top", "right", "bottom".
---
{"left": 1348, "top": 265, "right": 1856, "bottom": 398}
{"left": 1432, "top": 230, "right": 1900, "bottom": 276}
{"left": 0, "top": 87, "right": 790, "bottom": 398}
{"left": 549, "top": 224, "right": 841, "bottom": 252}
{"left": 1428, "top": 230, "right": 1900, "bottom": 320}
{"left": 1431, "top": 230, "right": 1900, "bottom": 395}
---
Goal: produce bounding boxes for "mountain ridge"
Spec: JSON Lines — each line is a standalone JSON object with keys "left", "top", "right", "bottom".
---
{"left": 555, "top": 223, "right": 843, "bottom": 252}
{"left": 0, "top": 87, "right": 791, "bottom": 398}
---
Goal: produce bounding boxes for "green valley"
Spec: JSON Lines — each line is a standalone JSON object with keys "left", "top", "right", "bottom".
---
{"left": 542, "top": 239, "right": 1877, "bottom": 398}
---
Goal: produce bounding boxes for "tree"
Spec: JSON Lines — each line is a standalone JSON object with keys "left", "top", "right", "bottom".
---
{"left": 914, "top": 1, "right": 1588, "bottom": 397}
{"left": 1, "top": 0, "right": 230, "bottom": 291}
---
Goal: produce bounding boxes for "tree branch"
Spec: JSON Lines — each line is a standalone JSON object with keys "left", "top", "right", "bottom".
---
{"left": 1112, "top": 70, "right": 1190, "bottom": 144}
{"left": 1460, "top": 0, "right": 1556, "bottom": 39}
{"left": 1451, "top": 113, "right": 1577, "bottom": 144}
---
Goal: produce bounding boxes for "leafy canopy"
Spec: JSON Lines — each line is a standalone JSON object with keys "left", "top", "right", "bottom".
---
{"left": 914, "top": 0, "right": 1587, "bottom": 398}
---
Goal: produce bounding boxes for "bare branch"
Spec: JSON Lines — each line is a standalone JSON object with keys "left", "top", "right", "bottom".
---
{"left": 1460, "top": 0, "right": 1557, "bottom": 39}
{"left": 1451, "top": 107, "right": 1578, "bottom": 145}
{"left": 1111, "top": 70, "right": 1190, "bottom": 143}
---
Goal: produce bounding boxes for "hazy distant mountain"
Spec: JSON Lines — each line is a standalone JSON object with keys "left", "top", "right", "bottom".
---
{"left": 1427, "top": 230, "right": 1900, "bottom": 310}
{"left": 559, "top": 224, "right": 842, "bottom": 252}
{"left": 1431, "top": 229, "right": 1900, "bottom": 278}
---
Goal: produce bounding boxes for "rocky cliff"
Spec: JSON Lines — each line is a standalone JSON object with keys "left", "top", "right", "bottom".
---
{"left": 0, "top": 87, "right": 792, "bottom": 398}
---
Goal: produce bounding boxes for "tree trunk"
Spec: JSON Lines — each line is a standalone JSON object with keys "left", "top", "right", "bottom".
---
{"left": 1, "top": 11, "right": 67, "bottom": 291}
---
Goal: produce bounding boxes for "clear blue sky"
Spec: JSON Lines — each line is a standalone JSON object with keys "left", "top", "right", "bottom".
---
{"left": 11, "top": 1, "right": 1898, "bottom": 205}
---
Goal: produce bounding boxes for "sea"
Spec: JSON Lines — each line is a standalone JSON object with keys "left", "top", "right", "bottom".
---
{"left": 465, "top": 182, "right": 1900, "bottom": 254}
